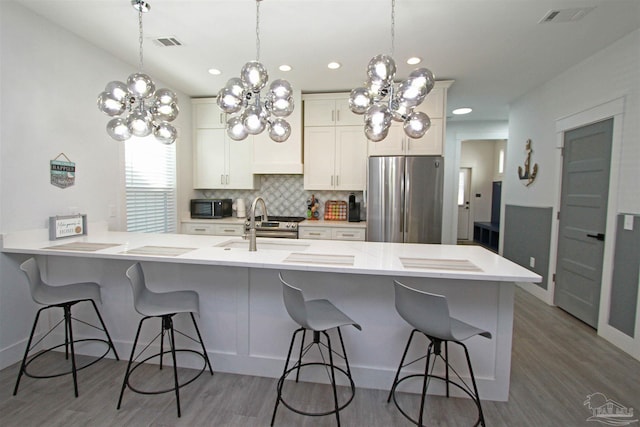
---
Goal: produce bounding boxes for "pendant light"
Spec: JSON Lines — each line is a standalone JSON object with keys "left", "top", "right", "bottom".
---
{"left": 216, "top": 0, "right": 294, "bottom": 143}
{"left": 349, "top": 0, "right": 435, "bottom": 142}
{"left": 97, "top": 0, "right": 179, "bottom": 145}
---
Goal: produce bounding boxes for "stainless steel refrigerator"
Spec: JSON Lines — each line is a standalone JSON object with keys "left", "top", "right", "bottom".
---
{"left": 367, "top": 156, "right": 444, "bottom": 243}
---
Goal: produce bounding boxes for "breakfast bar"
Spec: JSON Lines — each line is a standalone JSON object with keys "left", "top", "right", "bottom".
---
{"left": 1, "top": 223, "right": 541, "bottom": 402}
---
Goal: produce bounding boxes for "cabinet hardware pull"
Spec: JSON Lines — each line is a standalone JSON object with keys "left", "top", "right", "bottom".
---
{"left": 194, "top": 228, "right": 206, "bottom": 232}
{"left": 310, "top": 232, "right": 321, "bottom": 236}
{"left": 337, "top": 110, "right": 340, "bottom": 122}
{"left": 331, "top": 175, "right": 334, "bottom": 186}
{"left": 331, "top": 110, "right": 335, "bottom": 122}
{"left": 219, "top": 113, "right": 223, "bottom": 124}
{"left": 336, "top": 175, "right": 340, "bottom": 186}
{"left": 342, "top": 233, "right": 354, "bottom": 237}
{"left": 223, "top": 229, "right": 235, "bottom": 233}
{"left": 221, "top": 174, "right": 224, "bottom": 184}
{"left": 226, "top": 175, "right": 230, "bottom": 184}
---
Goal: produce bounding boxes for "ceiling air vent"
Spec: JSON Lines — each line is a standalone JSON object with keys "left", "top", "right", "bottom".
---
{"left": 539, "top": 7, "right": 595, "bottom": 23}
{"left": 152, "top": 37, "right": 182, "bottom": 47}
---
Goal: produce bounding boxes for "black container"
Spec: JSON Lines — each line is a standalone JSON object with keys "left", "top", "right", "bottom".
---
{"left": 348, "top": 194, "right": 360, "bottom": 222}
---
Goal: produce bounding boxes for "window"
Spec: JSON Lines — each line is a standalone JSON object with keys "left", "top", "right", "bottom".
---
{"left": 458, "top": 170, "right": 465, "bottom": 206}
{"left": 125, "top": 137, "right": 177, "bottom": 233}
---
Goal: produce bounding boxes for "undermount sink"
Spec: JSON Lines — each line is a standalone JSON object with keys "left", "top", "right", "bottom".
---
{"left": 216, "top": 239, "right": 310, "bottom": 252}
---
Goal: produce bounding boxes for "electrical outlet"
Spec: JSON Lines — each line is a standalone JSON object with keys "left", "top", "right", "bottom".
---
{"left": 624, "top": 215, "right": 634, "bottom": 231}
{"left": 529, "top": 257, "right": 536, "bottom": 268}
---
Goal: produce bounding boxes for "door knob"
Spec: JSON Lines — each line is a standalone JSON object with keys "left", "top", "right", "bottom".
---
{"left": 586, "top": 233, "right": 605, "bottom": 241}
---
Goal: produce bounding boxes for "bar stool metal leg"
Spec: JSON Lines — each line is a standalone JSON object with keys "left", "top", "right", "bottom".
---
{"left": 64, "top": 304, "right": 79, "bottom": 397}
{"left": 167, "top": 316, "right": 182, "bottom": 417}
{"left": 13, "top": 306, "right": 46, "bottom": 396}
{"left": 190, "top": 313, "right": 214, "bottom": 375}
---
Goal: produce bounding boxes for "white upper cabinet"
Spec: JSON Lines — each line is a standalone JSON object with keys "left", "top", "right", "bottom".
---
{"left": 368, "top": 118, "right": 443, "bottom": 156}
{"left": 367, "top": 81, "right": 452, "bottom": 157}
{"left": 304, "top": 95, "right": 362, "bottom": 126}
{"left": 192, "top": 98, "right": 258, "bottom": 190}
{"left": 193, "top": 100, "right": 226, "bottom": 128}
{"left": 303, "top": 94, "right": 368, "bottom": 191}
{"left": 303, "top": 125, "right": 367, "bottom": 191}
{"left": 252, "top": 89, "right": 303, "bottom": 174}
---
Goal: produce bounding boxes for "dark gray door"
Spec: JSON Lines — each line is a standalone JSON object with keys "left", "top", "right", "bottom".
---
{"left": 555, "top": 119, "right": 613, "bottom": 327}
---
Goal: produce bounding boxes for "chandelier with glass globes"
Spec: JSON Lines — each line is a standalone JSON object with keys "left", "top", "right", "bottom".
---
{"left": 97, "top": 0, "right": 179, "bottom": 145}
{"left": 349, "top": 0, "right": 435, "bottom": 142}
{"left": 216, "top": 0, "right": 294, "bottom": 143}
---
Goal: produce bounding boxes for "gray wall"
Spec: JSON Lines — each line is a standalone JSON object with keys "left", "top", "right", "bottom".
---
{"left": 503, "top": 205, "right": 553, "bottom": 290}
{"left": 609, "top": 214, "right": 640, "bottom": 337}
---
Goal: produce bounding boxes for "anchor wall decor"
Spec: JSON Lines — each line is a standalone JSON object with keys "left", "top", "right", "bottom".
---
{"left": 518, "top": 139, "right": 538, "bottom": 186}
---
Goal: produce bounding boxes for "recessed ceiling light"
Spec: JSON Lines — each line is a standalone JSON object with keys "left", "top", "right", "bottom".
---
{"left": 407, "top": 57, "right": 421, "bottom": 65}
{"left": 452, "top": 107, "right": 473, "bottom": 115}
{"left": 279, "top": 64, "right": 292, "bottom": 72}
{"left": 208, "top": 68, "right": 221, "bottom": 75}
{"left": 327, "top": 62, "right": 341, "bottom": 70}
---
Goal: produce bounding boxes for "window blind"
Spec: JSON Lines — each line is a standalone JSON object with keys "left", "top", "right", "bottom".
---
{"left": 125, "top": 137, "right": 177, "bottom": 233}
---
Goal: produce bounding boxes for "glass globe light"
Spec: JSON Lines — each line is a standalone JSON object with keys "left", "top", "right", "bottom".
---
{"left": 403, "top": 111, "right": 431, "bottom": 139}
{"left": 269, "top": 118, "right": 291, "bottom": 143}
{"left": 127, "top": 109, "right": 152, "bottom": 137}
{"left": 241, "top": 61, "right": 269, "bottom": 92}
{"left": 242, "top": 104, "right": 267, "bottom": 135}
{"left": 349, "top": 87, "right": 372, "bottom": 115}
{"left": 127, "top": 72, "right": 155, "bottom": 99}
{"left": 226, "top": 116, "right": 249, "bottom": 141}
{"left": 105, "top": 81, "right": 128, "bottom": 102}
{"left": 97, "top": 91, "right": 126, "bottom": 116}
{"left": 106, "top": 118, "right": 131, "bottom": 141}
{"left": 154, "top": 122, "right": 177, "bottom": 144}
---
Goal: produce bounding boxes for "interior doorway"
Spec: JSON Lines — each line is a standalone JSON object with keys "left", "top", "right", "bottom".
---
{"left": 554, "top": 118, "right": 613, "bottom": 328}
{"left": 458, "top": 139, "right": 506, "bottom": 245}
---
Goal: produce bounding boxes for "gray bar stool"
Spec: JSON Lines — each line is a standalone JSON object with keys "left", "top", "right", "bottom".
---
{"left": 388, "top": 280, "right": 491, "bottom": 426}
{"left": 271, "top": 273, "right": 362, "bottom": 426}
{"left": 14, "top": 257, "right": 119, "bottom": 397}
{"left": 117, "top": 262, "right": 213, "bottom": 417}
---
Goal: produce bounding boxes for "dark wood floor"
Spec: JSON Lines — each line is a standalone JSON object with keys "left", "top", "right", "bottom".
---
{"left": 1, "top": 287, "right": 639, "bottom": 426}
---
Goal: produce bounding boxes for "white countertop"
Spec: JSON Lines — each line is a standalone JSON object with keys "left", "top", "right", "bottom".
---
{"left": 1, "top": 226, "right": 541, "bottom": 283}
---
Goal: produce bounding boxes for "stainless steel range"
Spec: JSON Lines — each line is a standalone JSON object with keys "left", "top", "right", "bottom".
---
{"left": 244, "top": 216, "right": 306, "bottom": 239}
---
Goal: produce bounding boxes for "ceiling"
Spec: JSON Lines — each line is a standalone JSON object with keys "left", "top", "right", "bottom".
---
{"left": 15, "top": 0, "right": 640, "bottom": 121}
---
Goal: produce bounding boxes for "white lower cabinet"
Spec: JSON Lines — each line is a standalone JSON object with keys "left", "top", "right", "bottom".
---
{"left": 299, "top": 225, "right": 366, "bottom": 241}
{"left": 299, "top": 226, "right": 331, "bottom": 240}
{"left": 182, "top": 222, "right": 244, "bottom": 236}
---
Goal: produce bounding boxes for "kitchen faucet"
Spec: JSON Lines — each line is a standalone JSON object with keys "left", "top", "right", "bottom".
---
{"left": 248, "top": 197, "right": 268, "bottom": 251}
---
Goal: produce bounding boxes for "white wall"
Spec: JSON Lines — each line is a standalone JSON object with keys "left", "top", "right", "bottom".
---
{"left": 507, "top": 29, "right": 640, "bottom": 359}
{"left": 0, "top": 1, "right": 194, "bottom": 367}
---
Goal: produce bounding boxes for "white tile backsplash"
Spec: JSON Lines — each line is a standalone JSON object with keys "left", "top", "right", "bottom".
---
{"left": 197, "top": 175, "right": 364, "bottom": 219}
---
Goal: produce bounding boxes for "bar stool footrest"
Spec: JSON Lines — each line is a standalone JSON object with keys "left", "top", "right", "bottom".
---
{"left": 123, "top": 349, "right": 208, "bottom": 396}
{"left": 390, "top": 373, "right": 484, "bottom": 427}
{"left": 22, "top": 338, "right": 114, "bottom": 380}
{"left": 275, "top": 361, "right": 356, "bottom": 417}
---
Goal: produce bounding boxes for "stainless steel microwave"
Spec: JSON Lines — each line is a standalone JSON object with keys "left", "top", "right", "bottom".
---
{"left": 190, "top": 199, "right": 232, "bottom": 219}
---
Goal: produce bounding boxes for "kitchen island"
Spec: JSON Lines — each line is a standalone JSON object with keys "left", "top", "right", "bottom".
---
{"left": 1, "top": 223, "right": 540, "bottom": 401}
